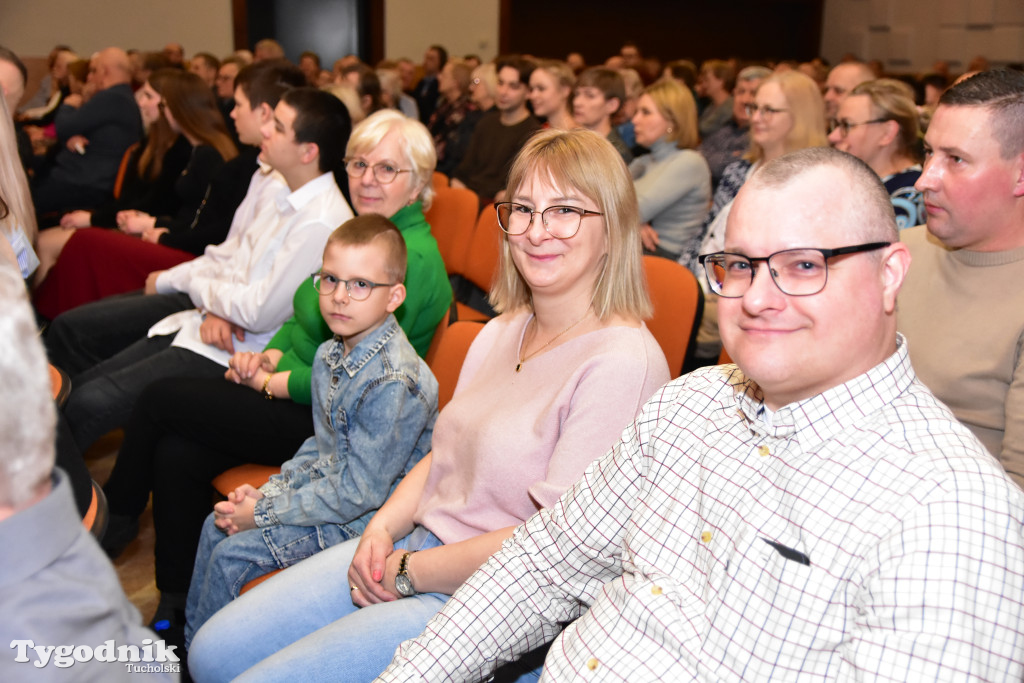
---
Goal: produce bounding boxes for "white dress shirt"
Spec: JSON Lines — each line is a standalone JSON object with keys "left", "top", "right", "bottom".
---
{"left": 151, "top": 170, "right": 353, "bottom": 367}
{"left": 379, "top": 338, "right": 1024, "bottom": 681}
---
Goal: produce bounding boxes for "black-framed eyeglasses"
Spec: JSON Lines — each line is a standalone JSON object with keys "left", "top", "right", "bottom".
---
{"left": 828, "top": 118, "right": 890, "bottom": 138}
{"left": 698, "top": 242, "right": 891, "bottom": 298}
{"left": 311, "top": 272, "right": 397, "bottom": 300}
{"left": 344, "top": 159, "right": 412, "bottom": 185}
{"left": 494, "top": 202, "right": 603, "bottom": 240}
{"left": 744, "top": 104, "right": 789, "bottom": 120}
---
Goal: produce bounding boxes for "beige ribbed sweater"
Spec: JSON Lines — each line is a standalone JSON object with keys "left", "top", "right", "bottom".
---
{"left": 898, "top": 225, "right": 1024, "bottom": 490}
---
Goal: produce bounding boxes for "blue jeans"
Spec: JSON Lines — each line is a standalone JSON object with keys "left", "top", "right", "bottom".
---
{"left": 184, "top": 512, "right": 356, "bottom": 647}
{"left": 188, "top": 526, "right": 448, "bottom": 683}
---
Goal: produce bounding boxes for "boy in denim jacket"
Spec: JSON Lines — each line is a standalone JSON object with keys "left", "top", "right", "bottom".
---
{"left": 184, "top": 214, "right": 439, "bottom": 643}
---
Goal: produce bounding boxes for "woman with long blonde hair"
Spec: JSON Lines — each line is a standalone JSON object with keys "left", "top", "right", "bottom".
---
{"left": 693, "top": 70, "right": 828, "bottom": 363}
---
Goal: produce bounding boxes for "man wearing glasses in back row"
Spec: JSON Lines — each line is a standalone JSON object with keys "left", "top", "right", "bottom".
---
{"left": 377, "top": 146, "right": 1024, "bottom": 681}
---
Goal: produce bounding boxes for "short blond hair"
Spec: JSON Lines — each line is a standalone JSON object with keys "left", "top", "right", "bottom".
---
{"left": 851, "top": 79, "right": 921, "bottom": 161}
{"left": 489, "top": 129, "right": 652, "bottom": 320}
{"left": 747, "top": 70, "right": 828, "bottom": 163}
{"left": 326, "top": 214, "right": 408, "bottom": 283}
{"left": 643, "top": 79, "right": 699, "bottom": 149}
{"left": 471, "top": 63, "right": 498, "bottom": 101}
{"left": 346, "top": 109, "right": 437, "bottom": 209}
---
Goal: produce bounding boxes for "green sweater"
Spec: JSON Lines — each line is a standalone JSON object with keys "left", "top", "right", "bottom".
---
{"left": 266, "top": 278, "right": 330, "bottom": 405}
{"left": 265, "top": 202, "right": 452, "bottom": 403}
{"left": 391, "top": 201, "right": 453, "bottom": 356}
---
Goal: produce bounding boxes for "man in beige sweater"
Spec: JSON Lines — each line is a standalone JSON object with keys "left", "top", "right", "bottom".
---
{"left": 898, "top": 68, "right": 1024, "bottom": 490}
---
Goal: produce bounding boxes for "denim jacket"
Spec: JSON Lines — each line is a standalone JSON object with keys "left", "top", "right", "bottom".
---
{"left": 253, "top": 314, "right": 438, "bottom": 536}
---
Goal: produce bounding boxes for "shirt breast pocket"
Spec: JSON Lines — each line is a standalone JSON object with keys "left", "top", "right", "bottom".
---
{"left": 713, "top": 535, "right": 851, "bottom": 674}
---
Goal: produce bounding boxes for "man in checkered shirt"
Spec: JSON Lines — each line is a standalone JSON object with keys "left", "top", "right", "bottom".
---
{"left": 378, "top": 147, "right": 1024, "bottom": 682}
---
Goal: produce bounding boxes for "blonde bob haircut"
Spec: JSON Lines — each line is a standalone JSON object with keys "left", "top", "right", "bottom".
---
{"left": 643, "top": 79, "right": 699, "bottom": 150}
{"left": 851, "top": 79, "right": 922, "bottom": 161}
{"left": 346, "top": 108, "right": 437, "bottom": 210}
{"left": 534, "top": 59, "right": 576, "bottom": 90}
{"left": 746, "top": 70, "right": 828, "bottom": 163}
{"left": 489, "top": 128, "right": 652, "bottom": 320}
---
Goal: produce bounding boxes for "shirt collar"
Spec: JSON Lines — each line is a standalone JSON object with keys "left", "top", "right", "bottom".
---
{"left": 274, "top": 171, "right": 336, "bottom": 215}
{"left": 733, "top": 334, "right": 915, "bottom": 447}
{"left": 323, "top": 314, "right": 401, "bottom": 376}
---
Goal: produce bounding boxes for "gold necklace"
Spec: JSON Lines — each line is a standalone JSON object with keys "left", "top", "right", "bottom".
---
{"left": 516, "top": 310, "right": 592, "bottom": 372}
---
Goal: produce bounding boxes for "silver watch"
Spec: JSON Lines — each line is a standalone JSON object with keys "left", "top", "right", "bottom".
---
{"left": 395, "top": 551, "right": 416, "bottom": 597}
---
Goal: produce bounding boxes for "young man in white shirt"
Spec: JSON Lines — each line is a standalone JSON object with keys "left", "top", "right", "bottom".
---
{"left": 46, "top": 87, "right": 353, "bottom": 454}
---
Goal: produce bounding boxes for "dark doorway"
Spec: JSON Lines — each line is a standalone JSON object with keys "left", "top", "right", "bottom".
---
{"left": 235, "top": 0, "right": 383, "bottom": 67}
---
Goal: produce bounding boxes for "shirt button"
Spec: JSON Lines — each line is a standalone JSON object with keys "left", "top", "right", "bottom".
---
{"left": 587, "top": 658, "right": 599, "bottom": 671}
{"left": 331, "top": 376, "right": 339, "bottom": 385}
{"left": 701, "top": 531, "right": 712, "bottom": 543}
{"left": 651, "top": 585, "right": 663, "bottom": 595}
{"left": 758, "top": 445, "right": 770, "bottom": 456}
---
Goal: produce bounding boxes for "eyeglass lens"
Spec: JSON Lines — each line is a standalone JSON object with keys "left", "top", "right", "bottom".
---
{"left": 495, "top": 203, "right": 583, "bottom": 239}
{"left": 705, "top": 249, "right": 829, "bottom": 297}
{"left": 313, "top": 274, "right": 376, "bottom": 300}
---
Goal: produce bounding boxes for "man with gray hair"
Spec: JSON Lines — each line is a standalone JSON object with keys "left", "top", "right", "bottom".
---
{"left": 699, "top": 64, "right": 772, "bottom": 191}
{"left": 0, "top": 264, "right": 177, "bottom": 680}
{"left": 378, "top": 147, "right": 1024, "bottom": 681}
{"left": 899, "top": 69, "right": 1024, "bottom": 490}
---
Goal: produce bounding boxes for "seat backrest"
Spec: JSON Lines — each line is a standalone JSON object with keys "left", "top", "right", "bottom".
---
{"left": 643, "top": 255, "right": 704, "bottom": 378}
{"left": 212, "top": 464, "right": 281, "bottom": 497}
{"left": 426, "top": 320, "right": 485, "bottom": 410}
{"left": 424, "top": 301, "right": 457, "bottom": 366}
{"left": 462, "top": 205, "right": 502, "bottom": 293}
{"left": 49, "top": 363, "right": 71, "bottom": 407}
{"left": 112, "top": 142, "right": 140, "bottom": 200}
{"left": 423, "top": 186, "right": 479, "bottom": 276}
{"left": 432, "top": 170, "right": 449, "bottom": 193}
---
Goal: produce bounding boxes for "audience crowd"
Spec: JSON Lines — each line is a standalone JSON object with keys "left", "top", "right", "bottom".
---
{"left": 1, "top": 33, "right": 1023, "bottom": 682}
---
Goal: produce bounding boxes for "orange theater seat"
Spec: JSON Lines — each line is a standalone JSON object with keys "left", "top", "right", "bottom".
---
{"left": 642, "top": 255, "right": 703, "bottom": 378}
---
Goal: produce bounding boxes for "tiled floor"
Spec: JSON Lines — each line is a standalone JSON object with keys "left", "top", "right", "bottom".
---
{"left": 85, "top": 431, "right": 161, "bottom": 624}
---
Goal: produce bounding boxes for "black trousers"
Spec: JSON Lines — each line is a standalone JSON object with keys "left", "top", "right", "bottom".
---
{"left": 103, "top": 376, "right": 314, "bottom": 592}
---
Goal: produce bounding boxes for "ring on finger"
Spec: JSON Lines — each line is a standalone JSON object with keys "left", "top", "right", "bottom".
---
{"left": 350, "top": 585, "right": 359, "bottom": 592}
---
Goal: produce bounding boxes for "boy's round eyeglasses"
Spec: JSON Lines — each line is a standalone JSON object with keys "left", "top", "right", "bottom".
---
{"left": 312, "top": 272, "right": 396, "bottom": 300}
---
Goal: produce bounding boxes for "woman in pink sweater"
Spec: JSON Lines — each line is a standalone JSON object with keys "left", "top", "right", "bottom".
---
{"left": 188, "top": 128, "right": 671, "bottom": 682}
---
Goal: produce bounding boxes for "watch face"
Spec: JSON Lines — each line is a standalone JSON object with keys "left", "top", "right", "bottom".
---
{"left": 395, "top": 573, "right": 415, "bottom": 597}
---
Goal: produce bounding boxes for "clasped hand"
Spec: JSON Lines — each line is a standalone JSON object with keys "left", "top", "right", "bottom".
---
{"left": 116, "top": 209, "right": 157, "bottom": 235}
{"left": 214, "top": 484, "right": 264, "bottom": 535}
{"left": 347, "top": 527, "right": 403, "bottom": 607}
{"left": 225, "top": 349, "right": 275, "bottom": 390}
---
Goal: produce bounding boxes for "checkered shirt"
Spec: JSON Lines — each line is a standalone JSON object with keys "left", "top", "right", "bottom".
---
{"left": 379, "top": 339, "right": 1024, "bottom": 682}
